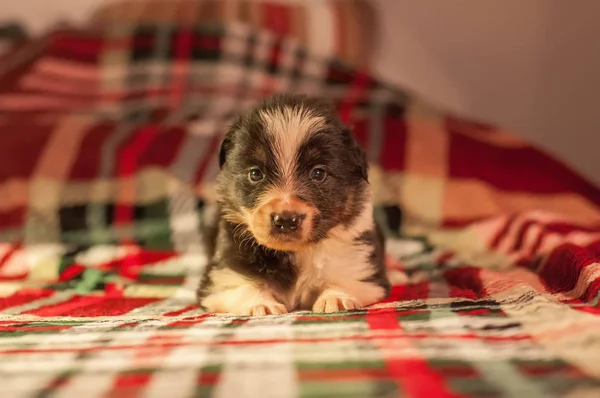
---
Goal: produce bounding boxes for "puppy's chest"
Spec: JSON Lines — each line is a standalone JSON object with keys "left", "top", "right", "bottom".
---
{"left": 272, "top": 238, "right": 368, "bottom": 310}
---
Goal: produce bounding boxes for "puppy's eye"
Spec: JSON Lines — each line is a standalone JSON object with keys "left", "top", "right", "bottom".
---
{"left": 310, "top": 167, "right": 327, "bottom": 182}
{"left": 248, "top": 168, "right": 264, "bottom": 182}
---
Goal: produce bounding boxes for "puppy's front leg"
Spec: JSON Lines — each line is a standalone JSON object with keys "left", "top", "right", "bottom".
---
{"left": 198, "top": 267, "right": 287, "bottom": 316}
{"left": 311, "top": 253, "right": 390, "bottom": 314}
{"left": 311, "top": 222, "right": 391, "bottom": 313}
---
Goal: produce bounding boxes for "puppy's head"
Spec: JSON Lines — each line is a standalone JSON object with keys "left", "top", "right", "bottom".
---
{"left": 217, "top": 94, "right": 369, "bottom": 252}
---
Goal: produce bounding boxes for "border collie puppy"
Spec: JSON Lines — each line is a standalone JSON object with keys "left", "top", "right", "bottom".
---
{"left": 197, "top": 94, "right": 390, "bottom": 315}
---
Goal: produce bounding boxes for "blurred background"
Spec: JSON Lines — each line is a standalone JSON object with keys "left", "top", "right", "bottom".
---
{"left": 1, "top": 0, "right": 599, "bottom": 186}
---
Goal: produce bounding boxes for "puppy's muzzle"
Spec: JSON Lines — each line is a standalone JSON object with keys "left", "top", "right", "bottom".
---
{"left": 249, "top": 195, "right": 316, "bottom": 251}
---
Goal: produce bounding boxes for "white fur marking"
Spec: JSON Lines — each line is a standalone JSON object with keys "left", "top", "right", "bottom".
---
{"left": 201, "top": 268, "right": 288, "bottom": 316}
{"left": 259, "top": 105, "right": 325, "bottom": 188}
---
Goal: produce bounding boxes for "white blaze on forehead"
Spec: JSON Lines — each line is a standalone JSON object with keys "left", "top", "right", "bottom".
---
{"left": 259, "top": 105, "right": 326, "bottom": 186}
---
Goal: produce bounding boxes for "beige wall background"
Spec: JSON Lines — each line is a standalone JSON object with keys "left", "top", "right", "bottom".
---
{"left": 3, "top": 0, "right": 599, "bottom": 185}
{"left": 373, "top": 0, "right": 600, "bottom": 186}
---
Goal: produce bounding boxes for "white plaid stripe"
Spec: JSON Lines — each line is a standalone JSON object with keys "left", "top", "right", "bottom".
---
{"left": 496, "top": 214, "right": 528, "bottom": 255}
{"left": 143, "top": 316, "right": 232, "bottom": 398}
{"left": 305, "top": 1, "right": 336, "bottom": 58}
{"left": 52, "top": 371, "right": 116, "bottom": 398}
{"left": 142, "top": 368, "right": 198, "bottom": 398}
{"left": 214, "top": 315, "right": 299, "bottom": 398}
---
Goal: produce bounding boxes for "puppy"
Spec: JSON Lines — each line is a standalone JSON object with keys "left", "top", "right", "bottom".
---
{"left": 197, "top": 94, "right": 390, "bottom": 315}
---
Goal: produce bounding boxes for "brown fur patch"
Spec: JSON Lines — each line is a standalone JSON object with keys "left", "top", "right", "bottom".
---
{"left": 253, "top": 146, "right": 268, "bottom": 164}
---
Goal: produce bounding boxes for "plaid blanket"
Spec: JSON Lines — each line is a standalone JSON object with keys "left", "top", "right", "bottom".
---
{"left": 1, "top": 1, "right": 600, "bottom": 397}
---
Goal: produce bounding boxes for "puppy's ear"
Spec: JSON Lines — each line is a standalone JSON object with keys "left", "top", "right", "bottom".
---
{"left": 344, "top": 126, "right": 369, "bottom": 182}
{"left": 218, "top": 137, "right": 232, "bottom": 169}
{"left": 219, "top": 116, "right": 245, "bottom": 169}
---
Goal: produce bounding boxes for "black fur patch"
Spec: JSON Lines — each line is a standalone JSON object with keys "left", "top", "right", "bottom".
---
{"left": 198, "top": 219, "right": 298, "bottom": 300}
{"left": 355, "top": 224, "right": 391, "bottom": 299}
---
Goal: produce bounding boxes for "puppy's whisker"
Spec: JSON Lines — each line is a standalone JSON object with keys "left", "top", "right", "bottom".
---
{"left": 232, "top": 224, "right": 244, "bottom": 240}
{"left": 235, "top": 229, "right": 255, "bottom": 253}
{"left": 231, "top": 223, "right": 250, "bottom": 243}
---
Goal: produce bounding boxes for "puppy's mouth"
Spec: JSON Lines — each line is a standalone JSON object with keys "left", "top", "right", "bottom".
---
{"left": 247, "top": 195, "right": 316, "bottom": 252}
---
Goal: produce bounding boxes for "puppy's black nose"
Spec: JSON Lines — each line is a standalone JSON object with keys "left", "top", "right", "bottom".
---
{"left": 271, "top": 212, "right": 303, "bottom": 232}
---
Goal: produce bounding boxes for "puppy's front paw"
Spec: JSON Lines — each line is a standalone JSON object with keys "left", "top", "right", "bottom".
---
{"left": 198, "top": 278, "right": 289, "bottom": 316}
{"left": 312, "top": 290, "right": 360, "bottom": 313}
{"left": 247, "top": 301, "right": 288, "bottom": 316}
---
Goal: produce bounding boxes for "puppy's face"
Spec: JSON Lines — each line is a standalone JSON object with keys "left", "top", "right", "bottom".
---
{"left": 217, "top": 95, "right": 368, "bottom": 252}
